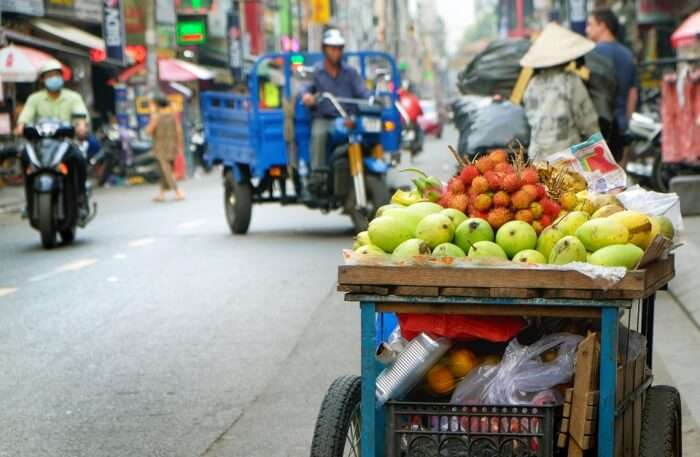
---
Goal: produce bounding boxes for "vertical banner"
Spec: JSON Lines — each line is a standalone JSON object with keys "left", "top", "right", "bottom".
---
{"left": 227, "top": 12, "right": 243, "bottom": 81}
{"left": 102, "top": 0, "right": 127, "bottom": 63}
{"left": 310, "top": 0, "right": 330, "bottom": 24}
{"left": 569, "top": 0, "right": 587, "bottom": 36}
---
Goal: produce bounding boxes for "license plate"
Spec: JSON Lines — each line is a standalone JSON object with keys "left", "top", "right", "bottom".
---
{"left": 362, "top": 117, "right": 382, "bottom": 133}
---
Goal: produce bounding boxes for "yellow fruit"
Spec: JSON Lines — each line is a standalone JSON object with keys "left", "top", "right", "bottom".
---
{"left": 575, "top": 199, "right": 597, "bottom": 216}
{"left": 592, "top": 194, "right": 622, "bottom": 208}
{"left": 559, "top": 192, "right": 578, "bottom": 211}
{"left": 448, "top": 349, "right": 478, "bottom": 378}
{"left": 608, "top": 211, "right": 653, "bottom": 249}
{"left": 589, "top": 244, "right": 645, "bottom": 270}
{"left": 575, "top": 218, "right": 630, "bottom": 252}
{"left": 479, "top": 355, "right": 502, "bottom": 366}
{"left": 653, "top": 216, "right": 675, "bottom": 240}
{"left": 553, "top": 211, "right": 590, "bottom": 236}
{"left": 592, "top": 204, "right": 624, "bottom": 219}
{"left": 542, "top": 350, "right": 558, "bottom": 363}
{"left": 426, "top": 365, "right": 456, "bottom": 394}
{"left": 643, "top": 217, "right": 661, "bottom": 249}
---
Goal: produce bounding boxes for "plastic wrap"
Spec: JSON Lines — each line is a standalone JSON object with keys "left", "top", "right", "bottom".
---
{"left": 451, "top": 333, "right": 583, "bottom": 405}
{"left": 376, "top": 333, "right": 451, "bottom": 406}
{"left": 343, "top": 250, "right": 628, "bottom": 289}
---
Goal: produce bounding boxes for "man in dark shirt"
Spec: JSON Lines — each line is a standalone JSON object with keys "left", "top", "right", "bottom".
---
{"left": 587, "top": 8, "right": 639, "bottom": 162}
{"left": 302, "top": 28, "right": 369, "bottom": 192}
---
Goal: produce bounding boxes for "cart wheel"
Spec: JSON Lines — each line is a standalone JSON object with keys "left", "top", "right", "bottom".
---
{"left": 349, "top": 174, "right": 390, "bottom": 233}
{"left": 639, "top": 385, "right": 682, "bottom": 457}
{"left": 224, "top": 170, "right": 252, "bottom": 235}
{"left": 310, "top": 375, "right": 362, "bottom": 457}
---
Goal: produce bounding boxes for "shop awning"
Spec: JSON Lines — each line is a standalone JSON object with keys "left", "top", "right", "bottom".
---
{"left": 113, "top": 59, "right": 214, "bottom": 84}
{"left": 672, "top": 11, "right": 700, "bottom": 49}
{"left": 31, "top": 19, "right": 105, "bottom": 51}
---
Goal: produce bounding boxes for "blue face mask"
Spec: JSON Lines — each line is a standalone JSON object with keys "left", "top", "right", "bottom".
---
{"left": 44, "top": 76, "right": 64, "bottom": 92}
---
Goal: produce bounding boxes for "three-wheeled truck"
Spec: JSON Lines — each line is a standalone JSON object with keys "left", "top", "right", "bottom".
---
{"left": 201, "top": 51, "right": 403, "bottom": 233}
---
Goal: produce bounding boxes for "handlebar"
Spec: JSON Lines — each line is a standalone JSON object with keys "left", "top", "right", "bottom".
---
{"left": 318, "top": 92, "right": 374, "bottom": 119}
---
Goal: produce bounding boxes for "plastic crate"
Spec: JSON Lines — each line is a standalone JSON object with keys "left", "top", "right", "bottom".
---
{"left": 386, "top": 401, "right": 560, "bottom": 457}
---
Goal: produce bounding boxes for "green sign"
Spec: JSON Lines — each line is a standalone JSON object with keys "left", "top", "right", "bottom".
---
{"left": 177, "top": 17, "right": 207, "bottom": 45}
{"left": 177, "top": 0, "right": 212, "bottom": 14}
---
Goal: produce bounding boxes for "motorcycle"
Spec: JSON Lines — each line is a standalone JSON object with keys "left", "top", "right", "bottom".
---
{"left": 21, "top": 120, "right": 96, "bottom": 248}
{"left": 625, "top": 112, "right": 666, "bottom": 191}
{"left": 90, "top": 123, "right": 159, "bottom": 186}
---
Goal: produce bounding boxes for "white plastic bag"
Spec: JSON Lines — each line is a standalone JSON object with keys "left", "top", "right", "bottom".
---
{"left": 451, "top": 333, "right": 583, "bottom": 405}
{"left": 616, "top": 185, "right": 684, "bottom": 241}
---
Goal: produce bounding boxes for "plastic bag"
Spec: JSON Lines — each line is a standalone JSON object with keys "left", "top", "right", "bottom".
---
{"left": 451, "top": 333, "right": 583, "bottom": 405}
{"left": 457, "top": 39, "right": 531, "bottom": 97}
{"left": 619, "top": 325, "right": 647, "bottom": 364}
{"left": 467, "top": 100, "right": 530, "bottom": 154}
{"left": 376, "top": 333, "right": 451, "bottom": 406}
{"left": 567, "top": 133, "right": 628, "bottom": 193}
{"left": 398, "top": 314, "right": 527, "bottom": 343}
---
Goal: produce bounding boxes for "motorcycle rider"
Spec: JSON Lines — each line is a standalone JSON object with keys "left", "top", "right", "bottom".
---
{"left": 301, "top": 28, "right": 369, "bottom": 194}
{"left": 16, "top": 59, "right": 90, "bottom": 213}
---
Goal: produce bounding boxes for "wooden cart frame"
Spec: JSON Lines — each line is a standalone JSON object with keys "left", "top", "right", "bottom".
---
{"left": 336, "top": 256, "right": 675, "bottom": 457}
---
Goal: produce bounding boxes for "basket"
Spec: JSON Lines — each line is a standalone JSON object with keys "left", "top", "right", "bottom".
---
{"left": 386, "top": 401, "right": 560, "bottom": 457}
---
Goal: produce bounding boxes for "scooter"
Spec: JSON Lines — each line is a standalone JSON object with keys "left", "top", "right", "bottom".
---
{"left": 190, "top": 122, "right": 211, "bottom": 173}
{"left": 91, "top": 124, "right": 159, "bottom": 185}
{"left": 21, "top": 121, "right": 96, "bottom": 248}
{"left": 626, "top": 112, "right": 666, "bottom": 191}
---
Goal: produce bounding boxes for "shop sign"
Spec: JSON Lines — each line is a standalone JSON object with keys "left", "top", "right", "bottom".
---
{"left": 45, "top": 0, "right": 102, "bottom": 24}
{"left": 0, "top": 0, "right": 44, "bottom": 16}
{"left": 637, "top": 0, "right": 674, "bottom": 24}
{"left": 102, "top": 0, "right": 127, "bottom": 63}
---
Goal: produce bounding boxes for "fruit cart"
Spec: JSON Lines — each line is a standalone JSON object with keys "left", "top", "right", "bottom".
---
{"left": 311, "top": 256, "right": 680, "bottom": 457}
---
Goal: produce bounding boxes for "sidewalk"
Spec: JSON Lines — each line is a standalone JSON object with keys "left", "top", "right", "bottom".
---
{"left": 669, "top": 216, "right": 700, "bottom": 328}
{"left": 0, "top": 185, "right": 24, "bottom": 214}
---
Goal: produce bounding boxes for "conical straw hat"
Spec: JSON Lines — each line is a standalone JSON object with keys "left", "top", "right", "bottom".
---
{"left": 520, "top": 23, "right": 595, "bottom": 69}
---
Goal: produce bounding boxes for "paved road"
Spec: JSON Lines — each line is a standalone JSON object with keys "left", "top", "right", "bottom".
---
{"left": 0, "top": 127, "right": 698, "bottom": 456}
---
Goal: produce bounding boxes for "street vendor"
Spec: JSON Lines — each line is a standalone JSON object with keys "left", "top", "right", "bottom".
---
{"left": 520, "top": 23, "right": 601, "bottom": 162}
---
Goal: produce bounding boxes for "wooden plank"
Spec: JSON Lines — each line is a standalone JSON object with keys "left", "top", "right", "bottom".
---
{"left": 624, "top": 360, "right": 635, "bottom": 457}
{"left": 586, "top": 391, "right": 599, "bottom": 406}
{"left": 616, "top": 365, "right": 624, "bottom": 457}
{"left": 338, "top": 265, "right": 648, "bottom": 292}
{"left": 393, "top": 286, "right": 439, "bottom": 297}
{"left": 569, "top": 333, "right": 600, "bottom": 454}
{"left": 337, "top": 284, "right": 390, "bottom": 295}
{"left": 557, "top": 432, "right": 568, "bottom": 449}
{"left": 563, "top": 403, "right": 571, "bottom": 418}
{"left": 564, "top": 388, "right": 573, "bottom": 403}
{"left": 633, "top": 349, "right": 647, "bottom": 457}
{"left": 489, "top": 287, "right": 538, "bottom": 298}
{"left": 374, "top": 303, "right": 600, "bottom": 319}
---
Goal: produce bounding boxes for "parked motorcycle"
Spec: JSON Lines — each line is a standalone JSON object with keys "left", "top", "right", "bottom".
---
{"left": 626, "top": 112, "right": 666, "bottom": 191}
{"left": 190, "top": 122, "right": 211, "bottom": 173}
{"left": 21, "top": 121, "right": 96, "bottom": 248}
{"left": 90, "top": 123, "right": 159, "bottom": 186}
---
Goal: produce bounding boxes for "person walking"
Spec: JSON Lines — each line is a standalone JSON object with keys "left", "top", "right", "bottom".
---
{"left": 587, "top": 8, "right": 639, "bottom": 163}
{"left": 145, "top": 95, "right": 185, "bottom": 202}
{"left": 520, "top": 23, "right": 601, "bottom": 162}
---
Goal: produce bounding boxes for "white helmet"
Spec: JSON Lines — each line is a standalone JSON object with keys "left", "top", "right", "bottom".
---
{"left": 322, "top": 29, "right": 345, "bottom": 47}
{"left": 39, "top": 59, "right": 63, "bottom": 77}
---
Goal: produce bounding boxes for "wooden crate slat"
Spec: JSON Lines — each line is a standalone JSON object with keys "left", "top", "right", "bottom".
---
{"left": 374, "top": 303, "right": 600, "bottom": 319}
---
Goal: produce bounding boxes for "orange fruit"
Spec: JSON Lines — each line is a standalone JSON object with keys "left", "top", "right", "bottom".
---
{"left": 479, "top": 354, "right": 502, "bottom": 366}
{"left": 426, "top": 365, "right": 456, "bottom": 394}
{"left": 448, "top": 349, "right": 478, "bottom": 378}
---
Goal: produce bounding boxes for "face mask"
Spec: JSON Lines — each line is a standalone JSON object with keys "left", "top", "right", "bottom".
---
{"left": 44, "top": 76, "right": 64, "bottom": 92}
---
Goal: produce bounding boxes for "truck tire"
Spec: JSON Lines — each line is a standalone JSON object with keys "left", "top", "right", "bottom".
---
{"left": 310, "top": 375, "right": 362, "bottom": 457}
{"left": 224, "top": 170, "right": 252, "bottom": 235}
{"left": 349, "top": 174, "right": 390, "bottom": 233}
{"left": 37, "top": 193, "right": 56, "bottom": 249}
{"left": 639, "top": 385, "right": 682, "bottom": 457}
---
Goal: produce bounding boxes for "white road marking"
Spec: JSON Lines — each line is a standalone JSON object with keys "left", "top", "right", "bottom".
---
{"left": 177, "top": 219, "right": 207, "bottom": 230}
{"left": 128, "top": 238, "right": 155, "bottom": 247}
{"left": 29, "top": 258, "right": 98, "bottom": 282}
{"left": 106, "top": 276, "right": 119, "bottom": 283}
{"left": 113, "top": 253, "right": 127, "bottom": 260}
{"left": 0, "top": 288, "right": 17, "bottom": 298}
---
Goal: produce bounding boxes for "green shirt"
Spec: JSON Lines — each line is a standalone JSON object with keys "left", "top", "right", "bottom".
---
{"left": 17, "top": 89, "right": 88, "bottom": 125}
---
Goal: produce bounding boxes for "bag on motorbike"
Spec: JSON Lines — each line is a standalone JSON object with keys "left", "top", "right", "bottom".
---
{"left": 467, "top": 99, "right": 530, "bottom": 154}
{"left": 457, "top": 39, "right": 531, "bottom": 97}
{"left": 451, "top": 96, "right": 492, "bottom": 154}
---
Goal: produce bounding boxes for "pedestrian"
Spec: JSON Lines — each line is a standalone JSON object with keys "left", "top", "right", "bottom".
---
{"left": 586, "top": 8, "right": 639, "bottom": 164}
{"left": 520, "top": 23, "right": 601, "bottom": 162}
{"left": 145, "top": 95, "right": 185, "bottom": 202}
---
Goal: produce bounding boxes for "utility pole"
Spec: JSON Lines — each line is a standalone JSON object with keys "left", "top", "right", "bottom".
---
{"left": 145, "top": 0, "right": 158, "bottom": 95}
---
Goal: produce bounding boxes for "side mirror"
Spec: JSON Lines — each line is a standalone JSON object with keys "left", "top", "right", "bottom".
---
{"left": 22, "top": 125, "right": 40, "bottom": 141}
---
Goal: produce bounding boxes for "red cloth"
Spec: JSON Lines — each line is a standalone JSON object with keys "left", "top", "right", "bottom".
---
{"left": 398, "top": 89, "right": 423, "bottom": 123}
{"left": 398, "top": 313, "right": 526, "bottom": 342}
{"left": 661, "top": 71, "right": 700, "bottom": 163}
